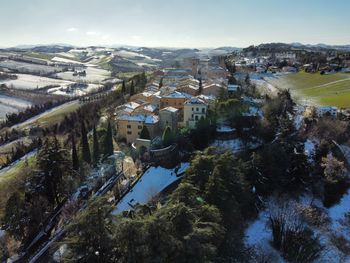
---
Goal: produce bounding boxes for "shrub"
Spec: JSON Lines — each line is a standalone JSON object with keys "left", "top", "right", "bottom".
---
{"left": 268, "top": 200, "right": 324, "bottom": 263}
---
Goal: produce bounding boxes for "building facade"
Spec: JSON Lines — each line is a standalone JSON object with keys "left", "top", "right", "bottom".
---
{"left": 183, "top": 98, "right": 208, "bottom": 129}
{"left": 159, "top": 106, "right": 179, "bottom": 132}
{"left": 116, "top": 114, "right": 159, "bottom": 143}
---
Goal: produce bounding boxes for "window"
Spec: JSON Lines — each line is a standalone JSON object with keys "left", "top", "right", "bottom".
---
{"left": 195, "top": 115, "right": 199, "bottom": 120}
{"left": 138, "top": 132, "right": 141, "bottom": 135}
{"left": 127, "top": 131, "right": 132, "bottom": 135}
{"left": 138, "top": 125, "right": 142, "bottom": 129}
{"left": 196, "top": 107, "right": 199, "bottom": 111}
{"left": 192, "top": 107, "right": 194, "bottom": 111}
{"left": 202, "top": 108, "right": 205, "bottom": 113}
{"left": 192, "top": 114, "right": 194, "bottom": 118}
{"left": 127, "top": 125, "right": 131, "bottom": 129}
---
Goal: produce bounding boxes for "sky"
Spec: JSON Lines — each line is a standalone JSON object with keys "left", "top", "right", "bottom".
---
{"left": 0, "top": 0, "right": 350, "bottom": 48}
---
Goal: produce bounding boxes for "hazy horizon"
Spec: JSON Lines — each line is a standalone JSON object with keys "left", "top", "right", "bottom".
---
{"left": 1, "top": 0, "right": 350, "bottom": 48}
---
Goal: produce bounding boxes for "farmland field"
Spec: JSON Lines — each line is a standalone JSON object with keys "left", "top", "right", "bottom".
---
{"left": 56, "top": 66, "right": 111, "bottom": 83}
{"left": 265, "top": 72, "right": 350, "bottom": 108}
{"left": 0, "top": 95, "right": 32, "bottom": 120}
{"left": 0, "top": 73, "right": 73, "bottom": 89}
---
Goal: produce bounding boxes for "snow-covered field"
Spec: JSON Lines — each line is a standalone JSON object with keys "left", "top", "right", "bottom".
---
{"left": 245, "top": 193, "right": 350, "bottom": 263}
{"left": 0, "top": 104, "right": 17, "bottom": 120}
{"left": 0, "top": 60, "right": 59, "bottom": 74}
{"left": 56, "top": 67, "right": 110, "bottom": 83}
{"left": 212, "top": 138, "right": 260, "bottom": 152}
{"left": 51, "top": 56, "right": 83, "bottom": 65}
{"left": 0, "top": 95, "right": 32, "bottom": 120}
{"left": 48, "top": 83, "right": 102, "bottom": 96}
{"left": 0, "top": 95, "right": 32, "bottom": 109}
{"left": 113, "top": 163, "right": 189, "bottom": 214}
{"left": 0, "top": 74, "right": 73, "bottom": 90}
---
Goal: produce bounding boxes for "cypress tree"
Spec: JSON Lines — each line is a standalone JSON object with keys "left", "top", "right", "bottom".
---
{"left": 81, "top": 121, "right": 91, "bottom": 164}
{"left": 121, "top": 80, "right": 126, "bottom": 93}
{"left": 159, "top": 77, "right": 163, "bottom": 89}
{"left": 140, "top": 125, "right": 151, "bottom": 140}
{"left": 93, "top": 126, "right": 100, "bottom": 165}
{"left": 130, "top": 81, "right": 135, "bottom": 96}
{"left": 72, "top": 135, "right": 79, "bottom": 171}
{"left": 199, "top": 78, "right": 203, "bottom": 94}
{"left": 141, "top": 71, "right": 147, "bottom": 88}
{"left": 162, "top": 126, "right": 172, "bottom": 147}
{"left": 104, "top": 121, "right": 114, "bottom": 156}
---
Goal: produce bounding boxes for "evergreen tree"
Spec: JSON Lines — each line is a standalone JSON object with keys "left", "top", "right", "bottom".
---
{"left": 121, "top": 80, "right": 126, "bottom": 93}
{"left": 32, "top": 137, "right": 71, "bottom": 205}
{"left": 162, "top": 126, "right": 172, "bottom": 147}
{"left": 1, "top": 192, "right": 25, "bottom": 241}
{"left": 64, "top": 198, "right": 117, "bottom": 263}
{"left": 92, "top": 126, "right": 100, "bottom": 165}
{"left": 245, "top": 74, "right": 250, "bottom": 85}
{"left": 140, "top": 71, "right": 147, "bottom": 89}
{"left": 139, "top": 125, "right": 151, "bottom": 140}
{"left": 80, "top": 121, "right": 91, "bottom": 164}
{"left": 198, "top": 78, "right": 203, "bottom": 94}
{"left": 104, "top": 121, "right": 114, "bottom": 156}
{"left": 130, "top": 80, "right": 135, "bottom": 96}
{"left": 71, "top": 135, "right": 79, "bottom": 171}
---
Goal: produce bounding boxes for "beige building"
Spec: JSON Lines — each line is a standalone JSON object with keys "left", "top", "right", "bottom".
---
{"left": 116, "top": 114, "right": 159, "bottom": 144}
{"left": 159, "top": 106, "right": 179, "bottom": 132}
{"left": 130, "top": 91, "right": 155, "bottom": 103}
{"left": 183, "top": 98, "right": 208, "bottom": 129}
{"left": 206, "top": 66, "right": 229, "bottom": 79}
{"left": 202, "top": 83, "right": 224, "bottom": 97}
{"left": 177, "top": 83, "right": 199, "bottom": 96}
{"left": 160, "top": 91, "right": 192, "bottom": 111}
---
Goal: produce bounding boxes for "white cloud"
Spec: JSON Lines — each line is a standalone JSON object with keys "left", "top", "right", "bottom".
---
{"left": 67, "top": 27, "right": 78, "bottom": 32}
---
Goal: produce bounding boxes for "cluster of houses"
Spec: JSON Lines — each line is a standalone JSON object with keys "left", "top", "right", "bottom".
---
{"left": 234, "top": 50, "right": 350, "bottom": 74}
{"left": 114, "top": 61, "right": 238, "bottom": 147}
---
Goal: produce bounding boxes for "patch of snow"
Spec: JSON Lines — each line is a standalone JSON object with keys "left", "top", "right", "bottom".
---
{"left": 304, "top": 139, "right": 317, "bottom": 162}
{"left": 216, "top": 125, "right": 235, "bottom": 133}
{"left": 245, "top": 210, "right": 271, "bottom": 246}
{"left": 0, "top": 95, "right": 32, "bottom": 109}
{"left": 0, "top": 74, "right": 73, "bottom": 90}
{"left": 212, "top": 139, "right": 244, "bottom": 152}
{"left": 329, "top": 189, "right": 350, "bottom": 235}
{"left": 112, "top": 163, "right": 189, "bottom": 214}
{"left": 51, "top": 56, "right": 83, "bottom": 64}
{"left": 339, "top": 144, "right": 350, "bottom": 165}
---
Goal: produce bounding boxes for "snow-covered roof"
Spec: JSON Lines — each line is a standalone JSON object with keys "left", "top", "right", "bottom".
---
{"left": 141, "top": 91, "right": 154, "bottom": 97}
{"left": 203, "top": 83, "right": 222, "bottom": 89}
{"left": 181, "top": 84, "right": 199, "bottom": 90}
{"left": 143, "top": 104, "right": 157, "bottom": 113}
{"left": 197, "top": 94, "right": 216, "bottom": 101}
{"left": 184, "top": 97, "right": 206, "bottom": 105}
{"left": 112, "top": 162, "right": 189, "bottom": 214}
{"left": 124, "top": 101, "right": 141, "bottom": 110}
{"left": 163, "top": 91, "right": 192, "bottom": 99}
{"left": 161, "top": 106, "right": 179, "bottom": 113}
{"left": 144, "top": 115, "right": 159, "bottom": 124}
{"left": 117, "top": 114, "right": 159, "bottom": 124}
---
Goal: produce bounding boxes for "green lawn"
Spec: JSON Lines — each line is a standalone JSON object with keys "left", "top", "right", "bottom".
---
{"left": 268, "top": 72, "right": 350, "bottom": 108}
